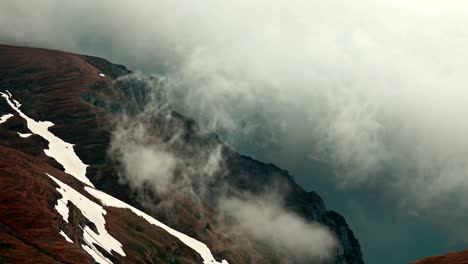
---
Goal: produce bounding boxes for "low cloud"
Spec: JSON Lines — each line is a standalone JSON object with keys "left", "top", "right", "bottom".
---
{"left": 108, "top": 75, "right": 226, "bottom": 202}
{"left": 218, "top": 193, "right": 337, "bottom": 261}
{"left": 111, "top": 121, "right": 178, "bottom": 195}
{"left": 3, "top": 0, "right": 468, "bottom": 245}
{"left": 107, "top": 74, "right": 337, "bottom": 260}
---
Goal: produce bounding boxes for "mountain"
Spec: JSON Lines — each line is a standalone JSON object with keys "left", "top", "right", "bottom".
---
{"left": 411, "top": 250, "right": 468, "bottom": 264}
{"left": 0, "top": 44, "right": 364, "bottom": 264}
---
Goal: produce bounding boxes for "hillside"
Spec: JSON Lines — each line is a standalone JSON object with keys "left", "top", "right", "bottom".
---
{"left": 411, "top": 250, "right": 468, "bottom": 264}
{"left": 0, "top": 44, "right": 363, "bottom": 264}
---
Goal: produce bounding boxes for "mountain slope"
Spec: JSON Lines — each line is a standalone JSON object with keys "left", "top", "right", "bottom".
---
{"left": 0, "top": 44, "right": 364, "bottom": 264}
{"left": 0, "top": 86, "right": 224, "bottom": 263}
{"left": 412, "top": 250, "right": 468, "bottom": 264}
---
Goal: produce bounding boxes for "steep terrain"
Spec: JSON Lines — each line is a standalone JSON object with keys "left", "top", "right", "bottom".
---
{"left": 0, "top": 44, "right": 364, "bottom": 264}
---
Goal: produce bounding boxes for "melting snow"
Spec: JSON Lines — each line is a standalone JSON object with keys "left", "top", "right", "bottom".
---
{"left": 82, "top": 244, "right": 112, "bottom": 264}
{"left": 2, "top": 89, "right": 228, "bottom": 264}
{"left": 0, "top": 91, "right": 93, "bottom": 187}
{"left": 55, "top": 191, "right": 70, "bottom": 223}
{"left": 59, "top": 230, "right": 74, "bottom": 243}
{"left": 49, "top": 171, "right": 228, "bottom": 264}
{"left": 0, "top": 113, "right": 13, "bottom": 124}
{"left": 13, "top": 99, "right": 21, "bottom": 108}
{"left": 17, "top": 132, "right": 32, "bottom": 138}
{"left": 86, "top": 187, "right": 229, "bottom": 264}
{"left": 47, "top": 173, "right": 125, "bottom": 263}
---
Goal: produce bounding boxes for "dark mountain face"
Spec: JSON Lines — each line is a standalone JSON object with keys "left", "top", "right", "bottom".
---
{"left": 0, "top": 44, "right": 363, "bottom": 264}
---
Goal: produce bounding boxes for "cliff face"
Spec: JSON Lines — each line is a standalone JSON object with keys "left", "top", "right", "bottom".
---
{"left": 0, "top": 44, "right": 364, "bottom": 264}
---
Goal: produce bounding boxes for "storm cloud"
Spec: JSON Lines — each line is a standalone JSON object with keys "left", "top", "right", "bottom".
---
{"left": 2, "top": 0, "right": 468, "bottom": 260}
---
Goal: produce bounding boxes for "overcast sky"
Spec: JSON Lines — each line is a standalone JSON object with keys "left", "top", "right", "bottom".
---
{"left": 2, "top": 1, "right": 468, "bottom": 263}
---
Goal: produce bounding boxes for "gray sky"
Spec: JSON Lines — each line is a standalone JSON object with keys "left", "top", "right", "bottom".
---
{"left": 2, "top": 1, "right": 468, "bottom": 263}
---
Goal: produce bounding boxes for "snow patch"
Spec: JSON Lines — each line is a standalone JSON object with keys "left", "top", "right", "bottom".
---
{"left": 99, "top": 73, "right": 105, "bottom": 77}
{"left": 86, "top": 186, "right": 229, "bottom": 264}
{"left": 0, "top": 91, "right": 93, "bottom": 187}
{"left": 0, "top": 113, "right": 13, "bottom": 124}
{"left": 17, "top": 132, "right": 32, "bottom": 138}
{"left": 82, "top": 244, "right": 112, "bottom": 264}
{"left": 13, "top": 99, "right": 21, "bottom": 108}
{"left": 47, "top": 173, "right": 125, "bottom": 263}
{"left": 2, "top": 90, "right": 227, "bottom": 264}
{"left": 59, "top": 230, "right": 74, "bottom": 243}
{"left": 55, "top": 193, "right": 70, "bottom": 223}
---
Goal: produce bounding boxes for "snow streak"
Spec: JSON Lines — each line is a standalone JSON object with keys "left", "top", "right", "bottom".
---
{"left": 17, "top": 132, "right": 32, "bottom": 138}
{"left": 0, "top": 91, "right": 93, "bottom": 187}
{"left": 1, "top": 90, "right": 228, "bottom": 264}
{"left": 59, "top": 230, "right": 74, "bottom": 243}
{"left": 48, "top": 173, "right": 125, "bottom": 263}
{"left": 86, "top": 186, "right": 229, "bottom": 264}
{"left": 0, "top": 113, "right": 13, "bottom": 124}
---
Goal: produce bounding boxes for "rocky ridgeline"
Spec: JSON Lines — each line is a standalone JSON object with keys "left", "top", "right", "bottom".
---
{"left": 0, "top": 45, "right": 364, "bottom": 264}
{"left": 82, "top": 54, "right": 364, "bottom": 264}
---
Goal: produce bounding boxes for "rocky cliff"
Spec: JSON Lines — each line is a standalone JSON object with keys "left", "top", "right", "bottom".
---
{"left": 0, "top": 44, "right": 364, "bottom": 264}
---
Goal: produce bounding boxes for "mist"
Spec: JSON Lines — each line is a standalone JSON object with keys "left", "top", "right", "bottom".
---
{"left": 218, "top": 193, "right": 337, "bottom": 261}
{"left": 106, "top": 74, "right": 339, "bottom": 261}
{"left": 2, "top": 0, "right": 468, "bottom": 262}
{"left": 108, "top": 74, "right": 226, "bottom": 203}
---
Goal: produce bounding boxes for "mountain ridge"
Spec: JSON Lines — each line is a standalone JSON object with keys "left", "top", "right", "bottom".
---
{"left": 0, "top": 44, "right": 363, "bottom": 264}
